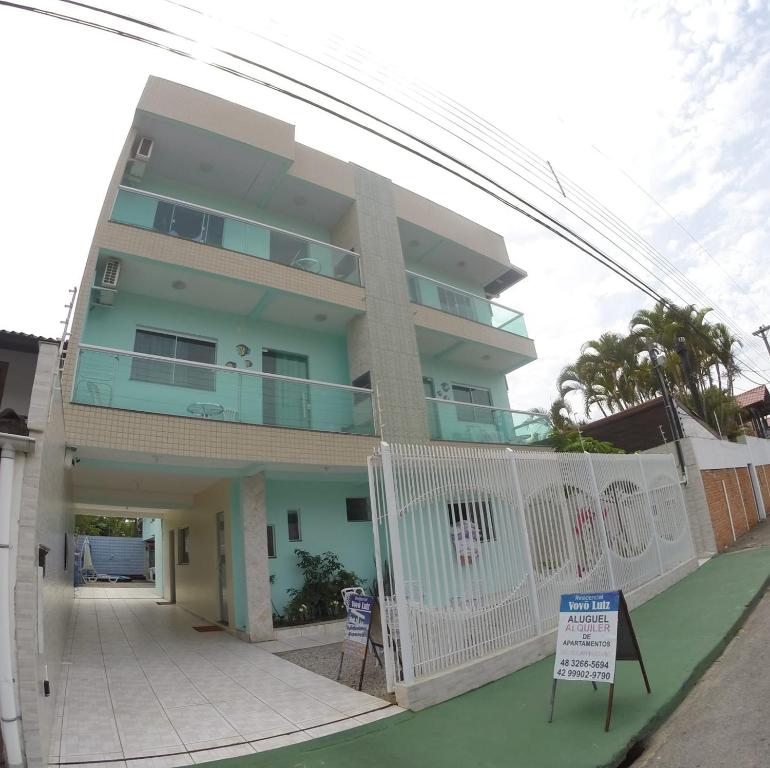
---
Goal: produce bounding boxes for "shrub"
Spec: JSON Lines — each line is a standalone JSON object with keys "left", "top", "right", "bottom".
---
{"left": 285, "top": 549, "right": 360, "bottom": 624}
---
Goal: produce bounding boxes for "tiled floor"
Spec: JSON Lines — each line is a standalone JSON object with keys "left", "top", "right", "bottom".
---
{"left": 52, "top": 592, "right": 402, "bottom": 767}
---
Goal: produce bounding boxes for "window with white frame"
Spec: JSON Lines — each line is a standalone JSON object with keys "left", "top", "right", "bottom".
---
{"left": 452, "top": 384, "right": 493, "bottom": 424}
{"left": 131, "top": 329, "right": 216, "bottom": 390}
{"left": 178, "top": 527, "right": 190, "bottom": 564}
{"left": 346, "top": 497, "right": 371, "bottom": 522}
{"left": 287, "top": 510, "right": 301, "bottom": 542}
{"left": 266, "top": 525, "right": 276, "bottom": 558}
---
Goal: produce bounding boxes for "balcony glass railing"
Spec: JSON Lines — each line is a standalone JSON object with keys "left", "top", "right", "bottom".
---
{"left": 111, "top": 186, "right": 362, "bottom": 286}
{"left": 426, "top": 397, "right": 550, "bottom": 444}
{"left": 73, "top": 345, "right": 376, "bottom": 436}
{"left": 406, "top": 271, "right": 528, "bottom": 337}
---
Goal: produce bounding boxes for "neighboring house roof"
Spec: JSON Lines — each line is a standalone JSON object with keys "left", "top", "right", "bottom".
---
{"left": 735, "top": 385, "right": 770, "bottom": 415}
{"left": 0, "top": 330, "right": 59, "bottom": 353}
{"left": 581, "top": 396, "right": 718, "bottom": 453}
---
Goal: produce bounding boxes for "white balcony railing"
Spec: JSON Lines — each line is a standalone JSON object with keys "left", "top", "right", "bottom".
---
{"left": 425, "top": 397, "right": 549, "bottom": 444}
{"left": 406, "top": 271, "right": 528, "bottom": 337}
{"left": 72, "top": 344, "right": 376, "bottom": 436}
{"left": 111, "top": 186, "right": 362, "bottom": 286}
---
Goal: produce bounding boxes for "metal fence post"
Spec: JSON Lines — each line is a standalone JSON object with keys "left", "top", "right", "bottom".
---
{"left": 380, "top": 442, "right": 416, "bottom": 685}
{"left": 637, "top": 454, "right": 664, "bottom": 576}
{"left": 585, "top": 453, "right": 617, "bottom": 590}
{"left": 507, "top": 451, "right": 543, "bottom": 635}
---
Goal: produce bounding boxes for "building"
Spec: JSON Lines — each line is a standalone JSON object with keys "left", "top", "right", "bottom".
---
{"left": 0, "top": 331, "right": 73, "bottom": 768}
{"left": 736, "top": 384, "right": 770, "bottom": 438}
{"left": 60, "top": 77, "right": 546, "bottom": 643}
{"left": 582, "top": 396, "right": 770, "bottom": 555}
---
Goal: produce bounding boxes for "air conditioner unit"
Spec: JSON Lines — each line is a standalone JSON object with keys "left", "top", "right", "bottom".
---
{"left": 134, "top": 136, "right": 153, "bottom": 161}
{"left": 102, "top": 258, "right": 121, "bottom": 288}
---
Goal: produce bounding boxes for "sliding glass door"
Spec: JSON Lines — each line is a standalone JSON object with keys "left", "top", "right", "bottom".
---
{"left": 262, "top": 349, "right": 310, "bottom": 429}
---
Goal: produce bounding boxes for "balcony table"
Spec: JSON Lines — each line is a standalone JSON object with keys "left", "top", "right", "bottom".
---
{"left": 186, "top": 402, "right": 225, "bottom": 419}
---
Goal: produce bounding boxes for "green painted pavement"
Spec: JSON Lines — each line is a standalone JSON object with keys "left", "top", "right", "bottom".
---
{"left": 216, "top": 548, "right": 770, "bottom": 768}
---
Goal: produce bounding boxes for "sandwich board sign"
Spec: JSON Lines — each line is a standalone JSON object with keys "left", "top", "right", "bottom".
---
{"left": 337, "top": 594, "right": 374, "bottom": 691}
{"left": 549, "top": 591, "right": 650, "bottom": 731}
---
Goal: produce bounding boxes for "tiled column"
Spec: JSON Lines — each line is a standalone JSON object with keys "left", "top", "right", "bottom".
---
{"left": 240, "top": 473, "right": 273, "bottom": 641}
{"left": 347, "top": 166, "right": 429, "bottom": 443}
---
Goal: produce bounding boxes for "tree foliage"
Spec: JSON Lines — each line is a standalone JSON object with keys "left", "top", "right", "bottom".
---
{"left": 284, "top": 549, "right": 360, "bottom": 625}
{"left": 551, "top": 300, "right": 745, "bottom": 439}
{"left": 548, "top": 428, "right": 624, "bottom": 454}
{"left": 74, "top": 515, "right": 142, "bottom": 537}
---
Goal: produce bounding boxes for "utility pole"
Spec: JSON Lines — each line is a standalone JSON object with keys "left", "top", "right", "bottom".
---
{"left": 650, "top": 347, "right": 686, "bottom": 474}
{"left": 753, "top": 324, "right": 770, "bottom": 357}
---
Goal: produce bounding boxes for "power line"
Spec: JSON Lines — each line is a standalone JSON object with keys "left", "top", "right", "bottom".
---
{"left": 4, "top": 0, "right": 766, "bottom": 391}
{"left": 0, "top": 0, "right": 667, "bottom": 305}
{"left": 157, "top": 1, "right": 770, "bottom": 373}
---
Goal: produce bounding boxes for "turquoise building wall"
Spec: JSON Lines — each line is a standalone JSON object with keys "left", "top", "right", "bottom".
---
{"left": 265, "top": 477, "right": 375, "bottom": 617}
{"left": 76, "top": 290, "right": 353, "bottom": 428}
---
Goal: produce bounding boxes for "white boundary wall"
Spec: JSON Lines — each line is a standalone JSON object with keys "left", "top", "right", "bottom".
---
{"left": 368, "top": 444, "right": 697, "bottom": 709}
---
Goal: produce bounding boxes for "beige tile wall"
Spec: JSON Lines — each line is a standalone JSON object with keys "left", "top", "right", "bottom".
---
{"left": 64, "top": 404, "right": 378, "bottom": 466}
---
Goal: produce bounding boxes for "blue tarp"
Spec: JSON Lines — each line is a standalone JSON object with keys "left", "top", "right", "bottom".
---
{"left": 75, "top": 535, "right": 146, "bottom": 581}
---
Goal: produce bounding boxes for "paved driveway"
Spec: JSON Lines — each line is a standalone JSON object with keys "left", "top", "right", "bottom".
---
{"left": 52, "top": 592, "right": 400, "bottom": 768}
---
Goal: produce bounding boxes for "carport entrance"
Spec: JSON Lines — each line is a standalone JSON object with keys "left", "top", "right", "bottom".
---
{"left": 53, "top": 590, "right": 400, "bottom": 766}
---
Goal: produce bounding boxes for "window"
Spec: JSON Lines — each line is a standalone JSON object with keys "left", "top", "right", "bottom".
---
{"left": 38, "top": 545, "right": 50, "bottom": 577}
{"left": 346, "top": 497, "right": 371, "bottom": 522}
{"left": 178, "top": 527, "right": 190, "bottom": 564}
{"left": 153, "top": 201, "right": 224, "bottom": 247}
{"left": 131, "top": 329, "right": 216, "bottom": 391}
{"left": 407, "top": 274, "right": 422, "bottom": 304}
{"left": 438, "top": 286, "right": 475, "bottom": 320}
{"left": 452, "top": 384, "right": 493, "bottom": 423}
{"left": 287, "top": 510, "right": 301, "bottom": 542}
{"left": 266, "top": 525, "right": 276, "bottom": 558}
{"left": 448, "top": 501, "right": 495, "bottom": 542}
{"left": 352, "top": 371, "right": 371, "bottom": 406}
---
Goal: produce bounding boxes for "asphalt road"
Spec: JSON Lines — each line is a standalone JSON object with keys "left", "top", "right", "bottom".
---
{"left": 635, "top": 521, "right": 770, "bottom": 768}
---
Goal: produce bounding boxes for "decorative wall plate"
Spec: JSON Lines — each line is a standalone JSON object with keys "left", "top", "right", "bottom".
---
{"left": 236, "top": 344, "right": 251, "bottom": 356}
{"left": 225, "top": 361, "right": 237, "bottom": 368}
{"left": 244, "top": 359, "right": 253, "bottom": 368}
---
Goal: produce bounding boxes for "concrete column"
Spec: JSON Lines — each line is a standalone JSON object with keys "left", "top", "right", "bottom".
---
{"left": 240, "top": 473, "right": 273, "bottom": 641}
{"left": 645, "top": 439, "right": 717, "bottom": 557}
{"left": 342, "top": 166, "right": 429, "bottom": 443}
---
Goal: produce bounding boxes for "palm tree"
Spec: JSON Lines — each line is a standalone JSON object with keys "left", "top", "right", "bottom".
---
{"left": 549, "top": 396, "right": 574, "bottom": 431}
{"left": 708, "top": 322, "right": 742, "bottom": 395}
{"left": 579, "top": 333, "right": 645, "bottom": 412}
{"left": 558, "top": 359, "right": 610, "bottom": 417}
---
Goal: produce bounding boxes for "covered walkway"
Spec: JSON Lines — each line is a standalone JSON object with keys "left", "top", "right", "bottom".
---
{"left": 51, "top": 590, "right": 400, "bottom": 767}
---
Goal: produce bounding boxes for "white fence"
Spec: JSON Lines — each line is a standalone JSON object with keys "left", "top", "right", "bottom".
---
{"left": 367, "top": 444, "right": 695, "bottom": 696}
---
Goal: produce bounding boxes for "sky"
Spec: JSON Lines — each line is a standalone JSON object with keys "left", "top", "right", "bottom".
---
{"left": 0, "top": 0, "right": 768, "bottom": 417}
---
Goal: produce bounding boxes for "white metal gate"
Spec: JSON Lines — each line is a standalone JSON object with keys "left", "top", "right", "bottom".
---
{"left": 367, "top": 443, "right": 694, "bottom": 692}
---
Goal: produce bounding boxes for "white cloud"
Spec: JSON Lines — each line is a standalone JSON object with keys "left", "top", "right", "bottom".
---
{"left": 0, "top": 0, "right": 768, "bottom": 409}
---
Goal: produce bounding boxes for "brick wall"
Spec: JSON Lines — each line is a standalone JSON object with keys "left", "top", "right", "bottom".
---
{"left": 701, "top": 467, "right": 761, "bottom": 550}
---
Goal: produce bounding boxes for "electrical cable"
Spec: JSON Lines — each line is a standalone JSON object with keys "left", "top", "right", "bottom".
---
{"left": 3, "top": 0, "right": 766, "bottom": 391}
{"left": 156, "top": 0, "right": 770, "bottom": 371}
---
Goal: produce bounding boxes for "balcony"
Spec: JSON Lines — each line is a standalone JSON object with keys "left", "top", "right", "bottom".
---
{"left": 110, "top": 186, "right": 362, "bottom": 286}
{"left": 426, "top": 397, "right": 550, "bottom": 445}
{"left": 406, "top": 271, "right": 528, "bottom": 337}
{"left": 73, "top": 345, "right": 375, "bottom": 436}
